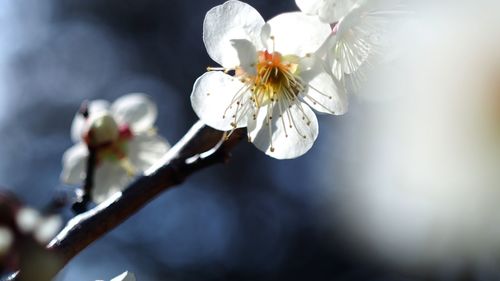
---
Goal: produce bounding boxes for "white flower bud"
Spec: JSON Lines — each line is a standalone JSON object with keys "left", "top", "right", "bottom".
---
{"left": 87, "top": 113, "right": 120, "bottom": 146}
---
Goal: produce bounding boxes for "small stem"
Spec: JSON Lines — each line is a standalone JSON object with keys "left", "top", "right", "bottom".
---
{"left": 71, "top": 100, "right": 94, "bottom": 214}
{"left": 71, "top": 147, "right": 96, "bottom": 214}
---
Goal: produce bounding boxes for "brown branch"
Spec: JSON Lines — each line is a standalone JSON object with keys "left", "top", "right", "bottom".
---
{"left": 11, "top": 121, "right": 245, "bottom": 281}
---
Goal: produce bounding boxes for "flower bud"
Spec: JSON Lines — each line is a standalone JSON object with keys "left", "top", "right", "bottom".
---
{"left": 86, "top": 113, "right": 120, "bottom": 147}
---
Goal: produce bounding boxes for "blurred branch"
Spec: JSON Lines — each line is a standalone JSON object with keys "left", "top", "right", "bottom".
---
{"left": 11, "top": 121, "right": 245, "bottom": 281}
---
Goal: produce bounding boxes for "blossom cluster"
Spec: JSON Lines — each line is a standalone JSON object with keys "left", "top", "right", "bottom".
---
{"left": 52, "top": 0, "right": 403, "bottom": 279}
{"left": 191, "top": 0, "right": 400, "bottom": 159}
{"left": 58, "top": 1, "right": 402, "bottom": 206}
{"left": 60, "top": 0, "right": 400, "bottom": 205}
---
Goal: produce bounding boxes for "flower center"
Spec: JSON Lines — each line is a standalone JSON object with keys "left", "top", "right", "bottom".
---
{"left": 242, "top": 50, "right": 304, "bottom": 108}
{"left": 209, "top": 45, "right": 319, "bottom": 155}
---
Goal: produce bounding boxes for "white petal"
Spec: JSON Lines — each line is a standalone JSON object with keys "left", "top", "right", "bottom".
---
{"left": 297, "top": 54, "right": 348, "bottom": 115}
{"left": 304, "top": 71, "right": 348, "bottom": 115}
{"left": 295, "top": 0, "right": 324, "bottom": 16}
{"left": 191, "top": 71, "right": 250, "bottom": 131}
{"left": 331, "top": 0, "right": 400, "bottom": 76}
{"left": 296, "top": 53, "right": 322, "bottom": 80}
{"left": 259, "top": 23, "right": 271, "bottom": 49}
{"left": 320, "top": 0, "right": 358, "bottom": 23}
{"left": 60, "top": 143, "right": 89, "bottom": 185}
{"left": 128, "top": 134, "right": 170, "bottom": 172}
{"left": 230, "top": 39, "right": 258, "bottom": 75}
{"left": 111, "top": 271, "right": 136, "bottom": 281}
{"left": 266, "top": 12, "right": 332, "bottom": 57}
{"left": 92, "top": 161, "right": 131, "bottom": 204}
{"left": 203, "top": 0, "right": 265, "bottom": 68}
{"left": 111, "top": 93, "right": 157, "bottom": 134}
{"left": 248, "top": 102, "right": 319, "bottom": 159}
{"left": 330, "top": 22, "right": 371, "bottom": 76}
{"left": 71, "top": 100, "right": 110, "bottom": 143}
{"left": 296, "top": 0, "right": 357, "bottom": 23}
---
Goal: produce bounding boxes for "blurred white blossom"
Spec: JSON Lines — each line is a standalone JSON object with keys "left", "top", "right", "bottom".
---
{"left": 322, "top": 2, "right": 500, "bottom": 276}
{"left": 297, "top": 0, "right": 405, "bottom": 91}
{"left": 16, "top": 207, "right": 62, "bottom": 243}
{"left": 191, "top": 0, "right": 347, "bottom": 159}
{"left": 0, "top": 227, "right": 13, "bottom": 256}
{"left": 61, "top": 94, "right": 170, "bottom": 203}
{"left": 335, "top": 1, "right": 403, "bottom": 79}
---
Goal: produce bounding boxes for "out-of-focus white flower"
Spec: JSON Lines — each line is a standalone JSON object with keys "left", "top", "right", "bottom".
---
{"left": 295, "top": 0, "right": 357, "bottom": 23}
{"left": 15, "top": 207, "right": 40, "bottom": 233}
{"left": 110, "top": 271, "right": 136, "bottom": 281}
{"left": 191, "top": 0, "right": 347, "bottom": 159}
{"left": 0, "top": 227, "right": 13, "bottom": 256}
{"left": 300, "top": 0, "right": 404, "bottom": 90}
{"left": 61, "top": 94, "right": 170, "bottom": 203}
{"left": 329, "top": 0, "right": 402, "bottom": 79}
{"left": 321, "top": 7, "right": 500, "bottom": 277}
{"left": 15, "top": 207, "right": 62, "bottom": 243}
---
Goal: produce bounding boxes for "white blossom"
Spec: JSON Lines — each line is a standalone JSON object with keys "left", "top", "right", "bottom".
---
{"left": 191, "top": 0, "right": 347, "bottom": 159}
{"left": 299, "top": 0, "right": 404, "bottom": 90}
{"left": 61, "top": 94, "right": 170, "bottom": 204}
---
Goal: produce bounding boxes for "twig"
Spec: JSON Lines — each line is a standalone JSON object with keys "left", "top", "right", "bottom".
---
{"left": 72, "top": 100, "right": 95, "bottom": 214}
{"left": 71, "top": 147, "right": 96, "bottom": 214}
{"left": 10, "top": 121, "right": 245, "bottom": 281}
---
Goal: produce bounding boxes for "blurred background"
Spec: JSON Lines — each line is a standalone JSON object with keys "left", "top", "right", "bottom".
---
{"left": 2, "top": 0, "right": 500, "bottom": 280}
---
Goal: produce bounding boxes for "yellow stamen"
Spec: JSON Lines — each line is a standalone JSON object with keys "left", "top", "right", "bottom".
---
{"left": 119, "top": 158, "right": 136, "bottom": 176}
